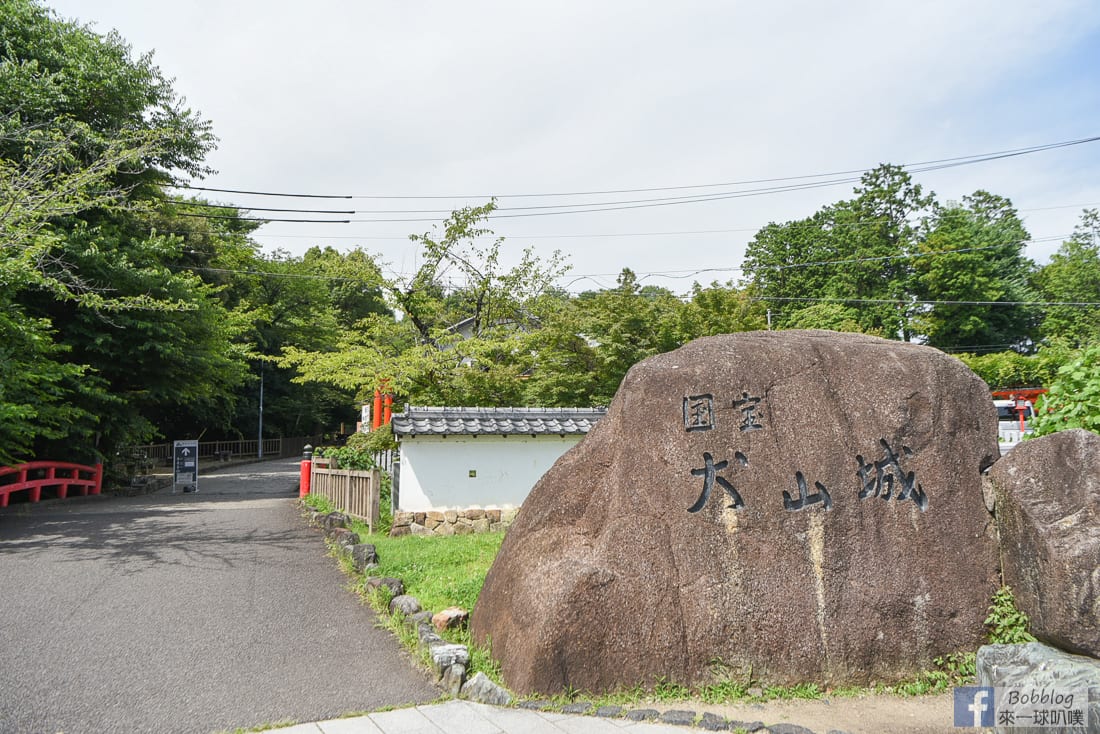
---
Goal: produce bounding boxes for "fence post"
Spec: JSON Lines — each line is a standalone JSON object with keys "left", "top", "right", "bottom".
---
{"left": 299, "top": 444, "right": 313, "bottom": 498}
{"left": 370, "top": 467, "right": 381, "bottom": 531}
{"left": 93, "top": 463, "right": 103, "bottom": 496}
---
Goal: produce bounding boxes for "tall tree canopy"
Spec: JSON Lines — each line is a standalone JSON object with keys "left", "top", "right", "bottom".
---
{"left": 1034, "top": 209, "right": 1100, "bottom": 348}
{"left": 0, "top": 0, "right": 243, "bottom": 462}
{"left": 743, "top": 165, "right": 1036, "bottom": 350}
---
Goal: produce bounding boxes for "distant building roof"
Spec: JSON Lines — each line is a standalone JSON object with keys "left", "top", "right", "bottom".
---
{"left": 391, "top": 406, "right": 607, "bottom": 437}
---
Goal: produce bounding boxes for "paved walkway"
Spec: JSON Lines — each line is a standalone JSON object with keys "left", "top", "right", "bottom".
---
{"left": 0, "top": 458, "right": 438, "bottom": 734}
{"left": 276, "top": 700, "right": 722, "bottom": 734}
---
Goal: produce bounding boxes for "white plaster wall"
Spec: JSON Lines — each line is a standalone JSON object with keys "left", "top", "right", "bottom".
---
{"left": 397, "top": 434, "right": 583, "bottom": 511}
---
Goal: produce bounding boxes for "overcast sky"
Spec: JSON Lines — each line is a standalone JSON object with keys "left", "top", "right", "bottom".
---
{"left": 46, "top": 0, "right": 1100, "bottom": 294}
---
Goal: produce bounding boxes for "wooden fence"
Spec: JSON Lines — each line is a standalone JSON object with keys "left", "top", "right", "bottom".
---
{"left": 310, "top": 457, "right": 381, "bottom": 532}
{"left": 124, "top": 436, "right": 321, "bottom": 466}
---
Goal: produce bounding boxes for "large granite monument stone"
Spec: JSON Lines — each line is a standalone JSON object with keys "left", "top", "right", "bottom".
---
{"left": 471, "top": 330, "right": 1001, "bottom": 694}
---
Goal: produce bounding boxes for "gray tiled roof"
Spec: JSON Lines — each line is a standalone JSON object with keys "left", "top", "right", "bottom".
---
{"left": 391, "top": 406, "right": 606, "bottom": 437}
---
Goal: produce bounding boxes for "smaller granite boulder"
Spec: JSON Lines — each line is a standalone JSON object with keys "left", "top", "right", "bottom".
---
{"left": 350, "top": 543, "right": 379, "bottom": 572}
{"left": 442, "top": 662, "right": 466, "bottom": 695}
{"left": 460, "top": 671, "right": 512, "bottom": 706}
{"left": 329, "top": 527, "right": 359, "bottom": 549}
{"left": 989, "top": 429, "right": 1100, "bottom": 657}
{"left": 431, "top": 607, "right": 469, "bottom": 632}
{"left": 406, "top": 610, "right": 433, "bottom": 628}
{"left": 430, "top": 643, "right": 470, "bottom": 678}
{"left": 977, "top": 642, "right": 1100, "bottom": 732}
{"left": 417, "top": 623, "right": 445, "bottom": 651}
{"left": 389, "top": 594, "right": 422, "bottom": 617}
{"left": 365, "top": 577, "right": 404, "bottom": 597}
{"left": 320, "top": 512, "right": 350, "bottom": 531}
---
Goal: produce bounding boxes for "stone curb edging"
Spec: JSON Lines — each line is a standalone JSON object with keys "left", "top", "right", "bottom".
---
{"left": 302, "top": 503, "right": 850, "bottom": 734}
{"left": 302, "top": 504, "right": 512, "bottom": 705}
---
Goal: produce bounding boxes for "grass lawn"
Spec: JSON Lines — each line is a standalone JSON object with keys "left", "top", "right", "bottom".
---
{"left": 303, "top": 494, "right": 990, "bottom": 705}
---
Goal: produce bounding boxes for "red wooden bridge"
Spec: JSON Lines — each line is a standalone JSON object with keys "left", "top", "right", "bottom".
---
{"left": 0, "top": 461, "right": 103, "bottom": 508}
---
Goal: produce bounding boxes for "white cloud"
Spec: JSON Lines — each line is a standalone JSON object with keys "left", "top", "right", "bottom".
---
{"left": 45, "top": 0, "right": 1100, "bottom": 284}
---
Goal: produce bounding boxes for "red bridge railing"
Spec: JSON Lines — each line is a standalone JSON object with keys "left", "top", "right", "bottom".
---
{"left": 0, "top": 461, "right": 103, "bottom": 508}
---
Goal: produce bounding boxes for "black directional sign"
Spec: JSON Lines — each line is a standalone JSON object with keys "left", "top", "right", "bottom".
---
{"left": 173, "top": 439, "right": 199, "bottom": 489}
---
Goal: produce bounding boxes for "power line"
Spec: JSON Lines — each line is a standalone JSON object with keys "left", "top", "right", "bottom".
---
{"left": 175, "top": 201, "right": 356, "bottom": 215}
{"left": 169, "top": 133, "right": 1100, "bottom": 201}
{"left": 174, "top": 212, "right": 351, "bottom": 224}
{"left": 756, "top": 296, "right": 1100, "bottom": 307}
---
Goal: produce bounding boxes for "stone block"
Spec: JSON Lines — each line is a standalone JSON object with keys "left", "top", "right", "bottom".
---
{"left": 389, "top": 594, "right": 422, "bottom": 617}
{"left": 430, "top": 643, "right": 470, "bottom": 678}
{"left": 442, "top": 662, "right": 466, "bottom": 695}
{"left": 350, "top": 543, "right": 379, "bottom": 571}
{"left": 658, "top": 710, "right": 696, "bottom": 726}
{"left": 365, "top": 577, "right": 404, "bottom": 597}
{"left": 459, "top": 671, "right": 512, "bottom": 706}
{"left": 432, "top": 606, "right": 469, "bottom": 631}
{"left": 976, "top": 642, "right": 1100, "bottom": 733}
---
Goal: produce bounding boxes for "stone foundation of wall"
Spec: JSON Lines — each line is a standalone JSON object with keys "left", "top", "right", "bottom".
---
{"left": 390, "top": 508, "right": 520, "bottom": 537}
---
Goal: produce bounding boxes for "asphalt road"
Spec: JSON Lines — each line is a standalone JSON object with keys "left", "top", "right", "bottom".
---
{"left": 0, "top": 458, "right": 439, "bottom": 734}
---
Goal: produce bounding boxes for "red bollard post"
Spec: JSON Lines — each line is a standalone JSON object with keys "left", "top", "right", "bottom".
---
{"left": 299, "top": 444, "right": 313, "bottom": 498}
{"left": 93, "top": 463, "right": 103, "bottom": 496}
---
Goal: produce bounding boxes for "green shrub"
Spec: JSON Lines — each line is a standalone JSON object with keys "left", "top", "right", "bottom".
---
{"left": 955, "top": 348, "right": 1069, "bottom": 390}
{"left": 1030, "top": 344, "right": 1100, "bottom": 437}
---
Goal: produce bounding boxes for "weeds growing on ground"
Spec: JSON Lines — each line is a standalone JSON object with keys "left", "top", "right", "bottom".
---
{"left": 985, "top": 586, "right": 1037, "bottom": 644}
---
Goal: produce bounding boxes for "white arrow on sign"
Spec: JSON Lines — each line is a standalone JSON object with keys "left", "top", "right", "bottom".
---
{"left": 182, "top": 448, "right": 191, "bottom": 456}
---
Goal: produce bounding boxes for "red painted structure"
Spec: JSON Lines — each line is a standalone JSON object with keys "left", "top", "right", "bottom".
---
{"left": 0, "top": 461, "right": 103, "bottom": 508}
{"left": 991, "top": 388, "right": 1047, "bottom": 403}
{"left": 370, "top": 387, "right": 395, "bottom": 431}
{"left": 299, "top": 453, "right": 312, "bottom": 498}
{"left": 372, "top": 389, "right": 383, "bottom": 430}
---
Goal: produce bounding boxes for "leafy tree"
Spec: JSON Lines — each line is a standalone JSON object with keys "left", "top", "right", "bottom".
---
{"left": 742, "top": 210, "right": 839, "bottom": 329}
{"left": 301, "top": 245, "right": 390, "bottom": 328}
{"left": 911, "top": 192, "right": 1036, "bottom": 351}
{"left": 523, "top": 270, "right": 685, "bottom": 405}
{"left": 825, "top": 165, "right": 934, "bottom": 339}
{"left": 1034, "top": 209, "right": 1100, "bottom": 348}
{"left": 0, "top": 0, "right": 213, "bottom": 178}
{"left": 1030, "top": 345, "right": 1100, "bottom": 437}
{"left": 743, "top": 166, "right": 1043, "bottom": 349}
{"left": 0, "top": 1, "right": 244, "bottom": 461}
{"left": 784, "top": 302, "right": 867, "bottom": 332}
{"left": 676, "top": 281, "right": 768, "bottom": 340}
{"left": 744, "top": 165, "right": 933, "bottom": 338}
{"left": 282, "top": 203, "right": 569, "bottom": 407}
